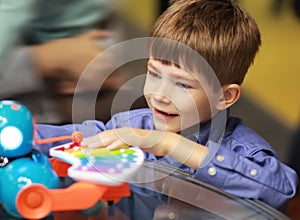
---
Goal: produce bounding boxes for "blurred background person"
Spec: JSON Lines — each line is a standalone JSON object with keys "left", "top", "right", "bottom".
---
{"left": 0, "top": 0, "right": 132, "bottom": 124}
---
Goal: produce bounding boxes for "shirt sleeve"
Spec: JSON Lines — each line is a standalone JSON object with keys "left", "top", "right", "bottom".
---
{"left": 193, "top": 140, "right": 298, "bottom": 210}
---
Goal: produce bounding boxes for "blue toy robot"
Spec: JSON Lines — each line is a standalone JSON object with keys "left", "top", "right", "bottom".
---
{"left": 0, "top": 100, "right": 59, "bottom": 218}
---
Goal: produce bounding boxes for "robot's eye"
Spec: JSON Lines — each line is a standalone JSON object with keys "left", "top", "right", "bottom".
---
{"left": 0, "top": 126, "right": 23, "bottom": 150}
{"left": 0, "top": 157, "right": 9, "bottom": 167}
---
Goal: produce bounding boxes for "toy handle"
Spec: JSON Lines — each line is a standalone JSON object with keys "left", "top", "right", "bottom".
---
{"left": 16, "top": 182, "right": 107, "bottom": 219}
{"left": 35, "top": 131, "right": 83, "bottom": 145}
{"left": 51, "top": 182, "right": 107, "bottom": 211}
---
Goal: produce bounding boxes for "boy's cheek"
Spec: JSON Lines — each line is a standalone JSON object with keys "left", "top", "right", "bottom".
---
{"left": 143, "top": 95, "right": 151, "bottom": 107}
{"left": 143, "top": 78, "right": 157, "bottom": 95}
{"left": 178, "top": 107, "right": 201, "bottom": 128}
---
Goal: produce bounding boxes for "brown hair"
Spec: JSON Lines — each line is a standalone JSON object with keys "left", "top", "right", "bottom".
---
{"left": 150, "top": 0, "right": 261, "bottom": 85}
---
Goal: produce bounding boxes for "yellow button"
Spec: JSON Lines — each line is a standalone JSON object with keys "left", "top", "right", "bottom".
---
{"left": 250, "top": 169, "right": 257, "bottom": 176}
{"left": 216, "top": 155, "right": 224, "bottom": 162}
{"left": 208, "top": 167, "right": 217, "bottom": 176}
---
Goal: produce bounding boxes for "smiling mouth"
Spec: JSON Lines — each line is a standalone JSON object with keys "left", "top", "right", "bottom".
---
{"left": 155, "top": 108, "right": 179, "bottom": 117}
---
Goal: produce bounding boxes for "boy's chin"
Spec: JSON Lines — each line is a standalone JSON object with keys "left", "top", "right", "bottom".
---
{"left": 153, "top": 121, "right": 183, "bottom": 133}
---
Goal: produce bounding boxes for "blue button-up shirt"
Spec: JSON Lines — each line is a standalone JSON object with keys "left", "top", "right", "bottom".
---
{"left": 36, "top": 108, "right": 298, "bottom": 210}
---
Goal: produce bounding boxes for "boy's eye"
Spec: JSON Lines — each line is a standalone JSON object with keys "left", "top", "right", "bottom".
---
{"left": 175, "top": 82, "right": 192, "bottom": 89}
{"left": 148, "top": 70, "right": 161, "bottom": 79}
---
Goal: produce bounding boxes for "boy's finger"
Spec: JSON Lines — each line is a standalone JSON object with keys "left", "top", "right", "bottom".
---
{"left": 81, "top": 135, "right": 102, "bottom": 147}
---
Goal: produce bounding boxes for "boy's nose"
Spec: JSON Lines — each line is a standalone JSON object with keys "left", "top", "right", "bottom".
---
{"left": 152, "top": 93, "right": 172, "bottom": 104}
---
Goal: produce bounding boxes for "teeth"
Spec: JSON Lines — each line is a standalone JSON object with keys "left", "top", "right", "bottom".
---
{"left": 156, "top": 108, "right": 177, "bottom": 116}
{"left": 165, "top": 111, "right": 176, "bottom": 116}
{"left": 167, "top": 113, "right": 176, "bottom": 116}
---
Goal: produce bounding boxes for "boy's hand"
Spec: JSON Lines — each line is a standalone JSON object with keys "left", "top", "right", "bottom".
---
{"left": 81, "top": 127, "right": 208, "bottom": 169}
{"left": 81, "top": 127, "right": 174, "bottom": 156}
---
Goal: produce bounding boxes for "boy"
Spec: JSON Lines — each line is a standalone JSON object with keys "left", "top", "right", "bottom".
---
{"left": 36, "top": 0, "right": 297, "bottom": 210}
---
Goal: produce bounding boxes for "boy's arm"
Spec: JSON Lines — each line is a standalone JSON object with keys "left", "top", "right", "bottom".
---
{"left": 82, "top": 127, "right": 298, "bottom": 210}
{"left": 154, "top": 131, "right": 209, "bottom": 169}
{"left": 81, "top": 127, "right": 208, "bottom": 169}
{"left": 193, "top": 141, "right": 298, "bottom": 210}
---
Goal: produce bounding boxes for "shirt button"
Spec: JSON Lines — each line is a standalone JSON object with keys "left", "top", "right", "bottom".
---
{"left": 208, "top": 167, "right": 217, "bottom": 176}
{"left": 216, "top": 154, "right": 224, "bottom": 162}
{"left": 250, "top": 169, "right": 257, "bottom": 176}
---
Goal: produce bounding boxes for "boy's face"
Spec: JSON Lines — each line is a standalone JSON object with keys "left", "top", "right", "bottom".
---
{"left": 144, "top": 58, "right": 212, "bottom": 132}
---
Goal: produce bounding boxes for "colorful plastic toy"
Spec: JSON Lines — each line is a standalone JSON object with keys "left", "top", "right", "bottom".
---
{"left": 50, "top": 143, "right": 144, "bottom": 186}
{"left": 0, "top": 100, "right": 144, "bottom": 219}
{"left": 0, "top": 100, "right": 59, "bottom": 218}
{"left": 16, "top": 140, "right": 144, "bottom": 219}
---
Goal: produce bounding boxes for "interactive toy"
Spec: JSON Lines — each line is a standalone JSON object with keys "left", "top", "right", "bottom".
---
{"left": 0, "top": 100, "right": 59, "bottom": 218}
{"left": 0, "top": 100, "right": 145, "bottom": 219}
{"left": 49, "top": 143, "right": 144, "bottom": 186}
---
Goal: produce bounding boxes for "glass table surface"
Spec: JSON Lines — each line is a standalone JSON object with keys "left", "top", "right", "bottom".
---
{"left": 0, "top": 160, "right": 290, "bottom": 220}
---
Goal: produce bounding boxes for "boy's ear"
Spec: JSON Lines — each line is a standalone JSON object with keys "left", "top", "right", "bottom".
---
{"left": 216, "top": 84, "right": 241, "bottom": 110}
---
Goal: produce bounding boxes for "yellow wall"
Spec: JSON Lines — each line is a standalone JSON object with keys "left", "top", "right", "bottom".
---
{"left": 118, "top": 0, "right": 158, "bottom": 32}
{"left": 239, "top": 0, "right": 300, "bottom": 129}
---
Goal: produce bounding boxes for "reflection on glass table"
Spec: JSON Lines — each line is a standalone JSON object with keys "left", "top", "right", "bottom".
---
{"left": 0, "top": 160, "right": 290, "bottom": 220}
